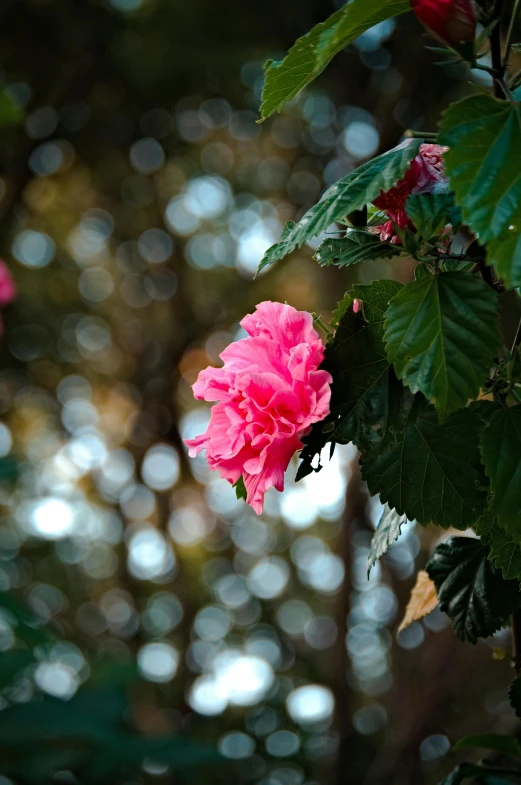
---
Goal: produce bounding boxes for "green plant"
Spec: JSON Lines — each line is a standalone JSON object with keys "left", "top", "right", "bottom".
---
{"left": 256, "top": 0, "right": 521, "bottom": 780}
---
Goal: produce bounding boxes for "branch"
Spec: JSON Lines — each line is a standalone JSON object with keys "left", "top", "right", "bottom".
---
{"left": 491, "top": 0, "right": 506, "bottom": 98}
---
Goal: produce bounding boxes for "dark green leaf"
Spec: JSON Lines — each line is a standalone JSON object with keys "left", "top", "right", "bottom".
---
{"left": 475, "top": 512, "right": 521, "bottom": 581}
{"left": 454, "top": 733, "right": 521, "bottom": 758}
{"left": 298, "top": 281, "right": 411, "bottom": 479}
{"left": 258, "top": 140, "right": 421, "bottom": 270}
{"left": 233, "top": 476, "right": 247, "bottom": 501}
{"left": 384, "top": 271, "right": 500, "bottom": 419}
{"left": 481, "top": 407, "right": 521, "bottom": 542}
{"left": 362, "top": 402, "right": 494, "bottom": 530}
{"left": 314, "top": 229, "right": 401, "bottom": 268}
{"left": 259, "top": 0, "right": 409, "bottom": 120}
{"left": 405, "top": 192, "right": 457, "bottom": 239}
{"left": 426, "top": 536, "right": 521, "bottom": 643}
{"left": 509, "top": 675, "right": 521, "bottom": 718}
{"left": 367, "top": 504, "right": 408, "bottom": 576}
{"left": 439, "top": 95, "right": 521, "bottom": 288}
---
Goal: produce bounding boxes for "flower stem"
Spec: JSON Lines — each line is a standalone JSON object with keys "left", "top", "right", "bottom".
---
{"left": 504, "top": 0, "right": 521, "bottom": 65}
{"left": 312, "top": 313, "right": 333, "bottom": 340}
{"left": 404, "top": 130, "right": 438, "bottom": 140}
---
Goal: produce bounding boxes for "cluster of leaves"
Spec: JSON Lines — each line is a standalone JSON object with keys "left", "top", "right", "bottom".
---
{"left": 0, "top": 591, "right": 220, "bottom": 784}
{"left": 255, "top": 0, "right": 521, "bottom": 776}
{"left": 257, "top": 0, "right": 521, "bottom": 671}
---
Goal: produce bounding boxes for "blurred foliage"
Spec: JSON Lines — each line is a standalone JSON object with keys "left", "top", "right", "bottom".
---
{"left": 0, "top": 1, "right": 519, "bottom": 784}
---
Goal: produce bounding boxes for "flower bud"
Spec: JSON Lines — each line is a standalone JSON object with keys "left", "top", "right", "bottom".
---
{"left": 411, "top": 0, "right": 476, "bottom": 46}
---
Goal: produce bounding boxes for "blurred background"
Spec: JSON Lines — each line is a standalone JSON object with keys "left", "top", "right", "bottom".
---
{"left": 0, "top": 1, "right": 519, "bottom": 783}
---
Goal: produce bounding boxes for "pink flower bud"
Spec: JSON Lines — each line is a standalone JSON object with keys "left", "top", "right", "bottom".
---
{"left": 353, "top": 299, "right": 361, "bottom": 314}
{"left": 411, "top": 0, "right": 476, "bottom": 46}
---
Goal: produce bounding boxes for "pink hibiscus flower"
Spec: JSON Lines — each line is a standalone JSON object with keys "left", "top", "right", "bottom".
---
{"left": 373, "top": 143, "right": 448, "bottom": 243}
{"left": 185, "top": 301, "right": 332, "bottom": 514}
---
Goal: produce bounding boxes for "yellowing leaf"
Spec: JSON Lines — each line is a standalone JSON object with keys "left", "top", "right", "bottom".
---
{"left": 398, "top": 570, "right": 438, "bottom": 632}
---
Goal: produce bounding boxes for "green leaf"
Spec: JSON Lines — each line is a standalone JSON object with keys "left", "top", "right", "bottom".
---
{"left": 298, "top": 281, "right": 412, "bottom": 480}
{"left": 384, "top": 271, "right": 500, "bottom": 419}
{"left": 475, "top": 512, "right": 521, "bottom": 581}
{"left": 405, "top": 192, "right": 457, "bottom": 239}
{"left": 454, "top": 733, "right": 521, "bottom": 758}
{"left": 314, "top": 229, "right": 401, "bottom": 268}
{"left": 0, "top": 686, "right": 222, "bottom": 780}
{"left": 367, "top": 504, "right": 408, "bottom": 576}
{"left": 511, "top": 43, "right": 521, "bottom": 54}
{"left": 426, "top": 536, "right": 521, "bottom": 643}
{"left": 439, "top": 95, "right": 521, "bottom": 288}
{"left": 362, "top": 401, "right": 494, "bottom": 530}
{"left": 481, "top": 407, "right": 521, "bottom": 541}
{"left": 509, "top": 675, "right": 521, "bottom": 718}
{"left": 259, "top": 0, "right": 409, "bottom": 120}
{"left": 258, "top": 140, "right": 421, "bottom": 271}
{"left": 233, "top": 476, "right": 247, "bottom": 501}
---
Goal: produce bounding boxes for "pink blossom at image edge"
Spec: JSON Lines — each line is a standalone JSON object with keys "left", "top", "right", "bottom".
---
{"left": 373, "top": 143, "right": 448, "bottom": 244}
{"left": 184, "top": 301, "right": 332, "bottom": 514}
{"left": 0, "top": 261, "right": 16, "bottom": 308}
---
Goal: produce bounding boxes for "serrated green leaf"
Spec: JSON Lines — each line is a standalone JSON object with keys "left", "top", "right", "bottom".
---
{"left": 426, "top": 536, "right": 521, "bottom": 643}
{"left": 259, "top": 140, "right": 421, "bottom": 271}
{"left": 475, "top": 512, "right": 521, "bottom": 581}
{"left": 233, "top": 476, "right": 247, "bottom": 501}
{"left": 481, "top": 407, "right": 521, "bottom": 542}
{"left": 367, "top": 504, "right": 408, "bottom": 576}
{"left": 454, "top": 733, "right": 521, "bottom": 758}
{"left": 362, "top": 401, "right": 494, "bottom": 529}
{"left": 384, "top": 271, "right": 500, "bottom": 419}
{"left": 439, "top": 95, "right": 521, "bottom": 288}
{"left": 314, "top": 229, "right": 401, "bottom": 268}
{"left": 330, "top": 292, "right": 354, "bottom": 331}
{"left": 298, "top": 281, "right": 411, "bottom": 478}
{"left": 259, "top": 0, "right": 409, "bottom": 120}
{"left": 509, "top": 675, "right": 521, "bottom": 718}
{"left": 405, "top": 192, "right": 457, "bottom": 239}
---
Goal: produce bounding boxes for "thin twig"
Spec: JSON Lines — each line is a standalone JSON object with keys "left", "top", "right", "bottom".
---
{"left": 511, "top": 316, "right": 521, "bottom": 353}
{"left": 491, "top": 0, "right": 506, "bottom": 97}
{"left": 504, "top": 0, "right": 521, "bottom": 65}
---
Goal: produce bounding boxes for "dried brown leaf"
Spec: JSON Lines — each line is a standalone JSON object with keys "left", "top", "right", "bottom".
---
{"left": 398, "top": 570, "right": 438, "bottom": 632}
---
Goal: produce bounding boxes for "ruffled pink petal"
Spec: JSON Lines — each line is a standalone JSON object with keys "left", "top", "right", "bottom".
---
{"left": 184, "top": 301, "right": 332, "bottom": 515}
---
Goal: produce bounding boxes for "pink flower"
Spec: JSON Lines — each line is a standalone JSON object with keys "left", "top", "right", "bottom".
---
{"left": 411, "top": 0, "right": 476, "bottom": 46}
{"left": 373, "top": 143, "right": 447, "bottom": 243}
{"left": 185, "top": 302, "right": 332, "bottom": 514}
{"left": 0, "top": 261, "right": 16, "bottom": 307}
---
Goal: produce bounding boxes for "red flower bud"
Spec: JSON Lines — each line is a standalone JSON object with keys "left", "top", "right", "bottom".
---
{"left": 411, "top": 0, "right": 476, "bottom": 46}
